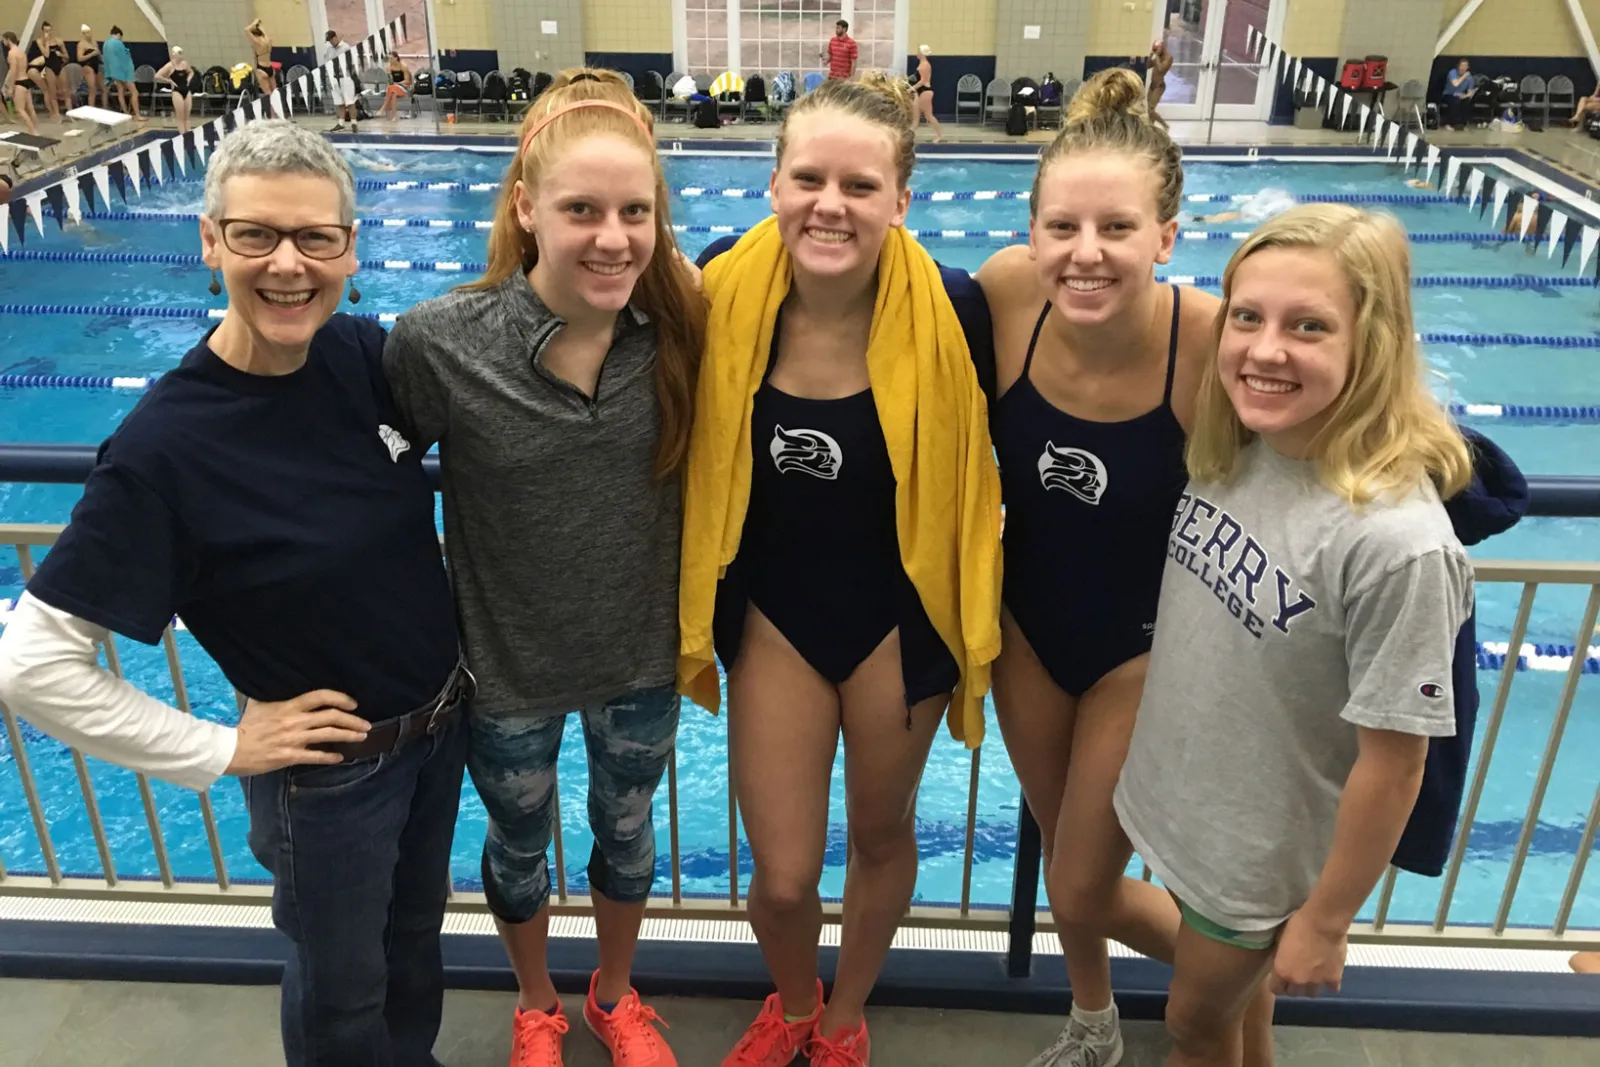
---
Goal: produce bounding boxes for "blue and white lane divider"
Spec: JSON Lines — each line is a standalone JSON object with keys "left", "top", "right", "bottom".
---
{"left": 0, "top": 597, "right": 1588, "bottom": 669}
{"left": 63, "top": 212, "right": 1553, "bottom": 246}
{"left": 157, "top": 176, "right": 1463, "bottom": 204}
{"left": 2, "top": 374, "right": 1596, "bottom": 424}
{"left": 10, "top": 250, "right": 1593, "bottom": 292}
{"left": 5, "top": 305, "right": 1600, "bottom": 348}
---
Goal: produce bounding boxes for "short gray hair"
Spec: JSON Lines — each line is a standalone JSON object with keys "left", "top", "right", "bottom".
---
{"left": 203, "top": 120, "right": 356, "bottom": 225}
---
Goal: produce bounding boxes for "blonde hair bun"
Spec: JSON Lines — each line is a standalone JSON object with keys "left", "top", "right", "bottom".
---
{"left": 854, "top": 68, "right": 916, "bottom": 120}
{"left": 1065, "top": 67, "right": 1152, "bottom": 127}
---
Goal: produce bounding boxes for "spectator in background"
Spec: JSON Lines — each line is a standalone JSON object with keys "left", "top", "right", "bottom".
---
{"left": 102, "top": 26, "right": 142, "bottom": 122}
{"left": 379, "top": 51, "right": 412, "bottom": 122}
{"left": 1443, "top": 58, "right": 1476, "bottom": 130}
{"left": 911, "top": 44, "right": 943, "bottom": 143}
{"left": 1147, "top": 37, "right": 1173, "bottom": 112}
{"left": 323, "top": 30, "right": 359, "bottom": 133}
{"left": 823, "top": 19, "right": 857, "bottom": 81}
{"left": 5, "top": 32, "right": 39, "bottom": 135}
{"left": 1567, "top": 90, "right": 1600, "bottom": 127}
{"left": 27, "top": 21, "right": 69, "bottom": 122}
{"left": 77, "top": 25, "right": 105, "bottom": 110}
{"left": 247, "top": 18, "right": 278, "bottom": 107}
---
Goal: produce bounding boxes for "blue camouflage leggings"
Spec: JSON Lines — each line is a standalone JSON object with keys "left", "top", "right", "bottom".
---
{"left": 466, "top": 684, "right": 680, "bottom": 923}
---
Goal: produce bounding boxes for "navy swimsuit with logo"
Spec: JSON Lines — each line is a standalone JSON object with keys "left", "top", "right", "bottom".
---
{"left": 698, "top": 236, "right": 989, "bottom": 708}
{"left": 991, "top": 286, "right": 1189, "bottom": 697}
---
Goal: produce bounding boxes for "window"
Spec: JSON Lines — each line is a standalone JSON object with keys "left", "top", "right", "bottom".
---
{"left": 679, "top": 0, "right": 903, "bottom": 79}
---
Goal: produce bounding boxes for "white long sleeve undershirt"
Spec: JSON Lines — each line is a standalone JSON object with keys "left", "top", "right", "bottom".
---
{"left": 0, "top": 592, "right": 236, "bottom": 791}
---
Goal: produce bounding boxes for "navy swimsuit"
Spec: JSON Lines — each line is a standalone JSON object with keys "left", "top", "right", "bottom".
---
{"left": 992, "top": 286, "right": 1189, "bottom": 697}
{"left": 712, "top": 315, "right": 959, "bottom": 708}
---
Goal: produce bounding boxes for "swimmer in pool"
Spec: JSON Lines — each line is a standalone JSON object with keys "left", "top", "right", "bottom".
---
{"left": 1196, "top": 186, "right": 1296, "bottom": 225}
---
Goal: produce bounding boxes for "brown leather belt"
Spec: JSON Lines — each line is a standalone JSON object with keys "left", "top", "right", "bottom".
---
{"left": 314, "top": 660, "right": 476, "bottom": 761}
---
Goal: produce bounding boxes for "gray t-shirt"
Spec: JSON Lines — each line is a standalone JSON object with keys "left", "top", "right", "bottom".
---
{"left": 383, "top": 274, "right": 681, "bottom": 717}
{"left": 1114, "top": 441, "right": 1473, "bottom": 931}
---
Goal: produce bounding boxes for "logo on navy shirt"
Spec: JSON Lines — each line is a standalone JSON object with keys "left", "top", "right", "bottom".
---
{"left": 1419, "top": 682, "right": 1446, "bottom": 699}
{"left": 771, "top": 425, "right": 843, "bottom": 480}
{"left": 1037, "top": 442, "right": 1108, "bottom": 505}
{"left": 378, "top": 424, "right": 411, "bottom": 463}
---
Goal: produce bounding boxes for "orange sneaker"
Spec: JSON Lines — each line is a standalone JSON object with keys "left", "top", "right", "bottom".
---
{"left": 719, "top": 981, "right": 823, "bottom": 1067}
{"left": 510, "top": 1001, "right": 570, "bottom": 1067}
{"left": 582, "top": 970, "right": 675, "bottom": 1066}
{"left": 806, "top": 1018, "right": 870, "bottom": 1067}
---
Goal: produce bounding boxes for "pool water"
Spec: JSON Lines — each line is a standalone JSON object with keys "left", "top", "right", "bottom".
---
{"left": 1, "top": 148, "right": 1596, "bottom": 929}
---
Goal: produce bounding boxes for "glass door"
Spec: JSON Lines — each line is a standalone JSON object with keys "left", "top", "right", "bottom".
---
{"left": 1150, "top": 0, "right": 1279, "bottom": 123}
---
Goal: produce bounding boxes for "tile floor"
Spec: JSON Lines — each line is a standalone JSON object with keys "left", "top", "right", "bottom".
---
{"left": 0, "top": 978, "right": 1596, "bottom": 1067}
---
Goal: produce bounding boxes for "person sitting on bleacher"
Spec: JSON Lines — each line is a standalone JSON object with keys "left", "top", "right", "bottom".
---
{"left": 1442, "top": 58, "right": 1476, "bottom": 130}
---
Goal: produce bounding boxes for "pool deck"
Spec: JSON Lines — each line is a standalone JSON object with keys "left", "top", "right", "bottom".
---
{"left": 1, "top": 977, "right": 1597, "bottom": 1067}
{"left": 11, "top": 108, "right": 1600, "bottom": 196}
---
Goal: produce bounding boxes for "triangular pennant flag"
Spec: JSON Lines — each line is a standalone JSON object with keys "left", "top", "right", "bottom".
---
{"left": 23, "top": 191, "right": 46, "bottom": 236}
{"left": 1561, "top": 218, "right": 1580, "bottom": 266}
{"left": 76, "top": 170, "right": 98, "bottom": 214}
{"left": 1385, "top": 121, "right": 1401, "bottom": 157}
{"left": 1520, "top": 195, "right": 1538, "bottom": 239}
{"left": 7, "top": 197, "right": 29, "bottom": 246}
{"left": 1466, "top": 168, "right": 1484, "bottom": 209}
{"left": 276, "top": 87, "right": 289, "bottom": 118}
{"left": 1403, "top": 131, "right": 1418, "bottom": 169}
{"left": 251, "top": 98, "right": 264, "bottom": 122}
{"left": 92, "top": 164, "right": 111, "bottom": 209}
{"left": 396, "top": 14, "right": 406, "bottom": 42}
{"left": 234, "top": 105, "right": 248, "bottom": 129}
{"left": 43, "top": 185, "right": 67, "bottom": 230}
{"left": 379, "top": 26, "right": 390, "bottom": 56}
{"left": 1248, "top": 26, "right": 1258, "bottom": 57}
{"left": 1444, "top": 156, "right": 1462, "bottom": 197}
{"left": 1357, "top": 102, "right": 1371, "bottom": 135}
{"left": 1547, "top": 209, "right": 1567, "bottom": 258}
{"left": 138, "top": 146, "right": 157, "bottom": 187}
{"left": 63, "top": 177, "right": 82, "bottom": 223}
{"left": 119, "top": 152, "right": 141, "bottom": 196}
{"left": 168, "top": 135, "right": 185, "bottom": 175}
{"left": 1341, "top": 92, "right": 1353, "bottom": 125}
{"left": 1326, "top": 84, "right": 1338, "bottom": 117}
{"left": 1479, "top": 174, "right": 1496, "bottom": 218}
{"left": 1424, "top": 144, "right": 1440, "bottom": 185}
{"left": 1266, "top": 43, "right": 1278, "bottom": 73}
{"left": 1316, "top": 76, "right": 1327, "bottom": 109}
{"left": 1580, "top": 226, "right": 1599, "bottom": 275}
{"left": 312, "top": 66, "right": 324, "bottom": 95}
{"left": 1490, "top": 180, "right": 1509, "bottom": 225}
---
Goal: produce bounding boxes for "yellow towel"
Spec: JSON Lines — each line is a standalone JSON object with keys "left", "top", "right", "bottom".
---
{"left": 677, "top": 216, "right": 1003, "bottom": 747}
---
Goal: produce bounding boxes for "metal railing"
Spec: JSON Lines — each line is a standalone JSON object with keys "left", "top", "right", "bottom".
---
{"left": 2, "top": 449, "right": 1599, "bottom": 968}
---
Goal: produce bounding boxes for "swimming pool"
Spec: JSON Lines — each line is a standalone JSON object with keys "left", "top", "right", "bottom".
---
{"left": 0, "top": 145, "right": 1596, "bottom": 931}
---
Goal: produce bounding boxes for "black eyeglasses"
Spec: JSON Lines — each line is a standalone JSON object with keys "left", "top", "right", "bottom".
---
{"left": 218, "top": 219, "right": 354, "bottom": 260}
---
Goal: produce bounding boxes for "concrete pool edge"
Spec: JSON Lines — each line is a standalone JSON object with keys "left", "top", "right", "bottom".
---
{"left": 1, "top": 915, "right": 1596, "bottom": 1037}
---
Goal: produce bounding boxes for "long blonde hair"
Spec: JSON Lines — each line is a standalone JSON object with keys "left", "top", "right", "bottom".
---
{"left": 1031, "top": 67, "right": 1183, "bottom": 222}
{"left": 1187, "top": 204, "right": 1471, "bottom": 504}
{"left": 467, "top": 68, "right": 705, "bottom": 479}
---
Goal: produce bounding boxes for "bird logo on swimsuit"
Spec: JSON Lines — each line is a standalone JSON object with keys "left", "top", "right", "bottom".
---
{"left": 770, "top": 425, "right": 843, "bottom": 480}
{"left": 1037, "top": 442, "right": 1108, "bottom": 505}
{"left": 377, "top": 424, "right": 411, "bottom": 463}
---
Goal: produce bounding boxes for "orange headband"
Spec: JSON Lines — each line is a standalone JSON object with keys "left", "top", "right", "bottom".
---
{"left": 520, "top": 100, "right": 653, "bottom": 154}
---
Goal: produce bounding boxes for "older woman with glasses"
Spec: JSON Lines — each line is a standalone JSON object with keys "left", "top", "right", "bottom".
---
{"left": 0, "top": 120, "right": 468, "bottom": 1067}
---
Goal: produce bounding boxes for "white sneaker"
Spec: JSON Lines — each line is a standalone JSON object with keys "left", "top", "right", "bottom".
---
{"left": 1024, "top": 1009, "right": 1124, "bottom": 1067}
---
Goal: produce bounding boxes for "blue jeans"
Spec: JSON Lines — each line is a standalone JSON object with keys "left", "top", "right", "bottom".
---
{"left": 467, "top": 684, "right": 680, "bottom": 923}
{"left": 244, "top": 715, "right": 467, "bottom": 1067}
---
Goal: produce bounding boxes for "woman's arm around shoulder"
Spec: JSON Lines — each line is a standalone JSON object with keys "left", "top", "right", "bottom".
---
{"left": 1169, "top": 284, "right": 1222, "bottom": 435}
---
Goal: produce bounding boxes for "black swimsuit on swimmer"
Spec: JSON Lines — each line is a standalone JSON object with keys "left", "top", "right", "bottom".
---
{"left": 391, "top": 69, "right": 406, "bottom": 84}
{"left": 916, "top": 84, "right": 933, "bottom": 95}
{"left": 170, "top": 68, "right": 195, "bottom": 97}
{"left": 991, "top": 285, "right": 1189, "bottom": 698}
{"left": 82, "top": 54, "right": 102, "bottom": 73}
{"left": 711, "top": 321, "right": 959, "bottom": 708}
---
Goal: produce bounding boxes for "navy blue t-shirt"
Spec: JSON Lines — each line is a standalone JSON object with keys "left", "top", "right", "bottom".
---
{"left": 27, "top": 315, "right": 460, "bottom": 722}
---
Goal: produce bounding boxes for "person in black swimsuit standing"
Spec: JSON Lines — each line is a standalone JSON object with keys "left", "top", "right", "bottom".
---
{"left": 910, "top": 44, "right": 943, "bottom": 144}
{"left": 247, "top": 18, "right": 278, "bottom": 112}
{"left": 976, "top": 68, "right": 1273, "bottom": 1067}
{"left": 155, "top": 46, "right": 197, "bottom": 135}
{"left": 76, "top": 25, "right": 105, "bottom": 110}
{"left": 27, "top": 21, "right": 68, "bottom": 122}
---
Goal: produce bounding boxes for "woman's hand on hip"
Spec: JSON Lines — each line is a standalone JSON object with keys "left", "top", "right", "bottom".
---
{"left": 226, "top": 689, "right": 367, "bottom": 775}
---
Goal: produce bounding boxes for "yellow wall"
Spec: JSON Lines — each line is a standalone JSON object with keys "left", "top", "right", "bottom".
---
{"left": 1088, "top": 0, "right": 1150, "bottom": 57}
{"left": 434, "top": 0, "right": 496, "bottom": 50}
{"left": 1439, "top": 0, "right": 1596, "bottom": 56}
{"left": 251, "top": 0, "right": 317, "bottom": 46}
{"left": 910, "top": 0, "right": 997, "bottom": 56}
{"left": 36, "top": 0, "right": 158, "bottom": 40}
{"left": 1282, "top": 0, "right": 1347, "bottom": 57}
{"left": 583, "top": 0, "right": 671, "bottom": 52}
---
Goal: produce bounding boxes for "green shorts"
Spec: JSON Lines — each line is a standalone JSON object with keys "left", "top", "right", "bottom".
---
{"left": 1179, "top": 899, "right": 1279, "bottom": 951}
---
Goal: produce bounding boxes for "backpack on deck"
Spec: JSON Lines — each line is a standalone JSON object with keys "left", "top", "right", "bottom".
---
{"left": 1005, "top": 99, "right": 1029, "bottom": 135}
{"left": 692, "top": 95, "right": 720, "bottom": 128}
